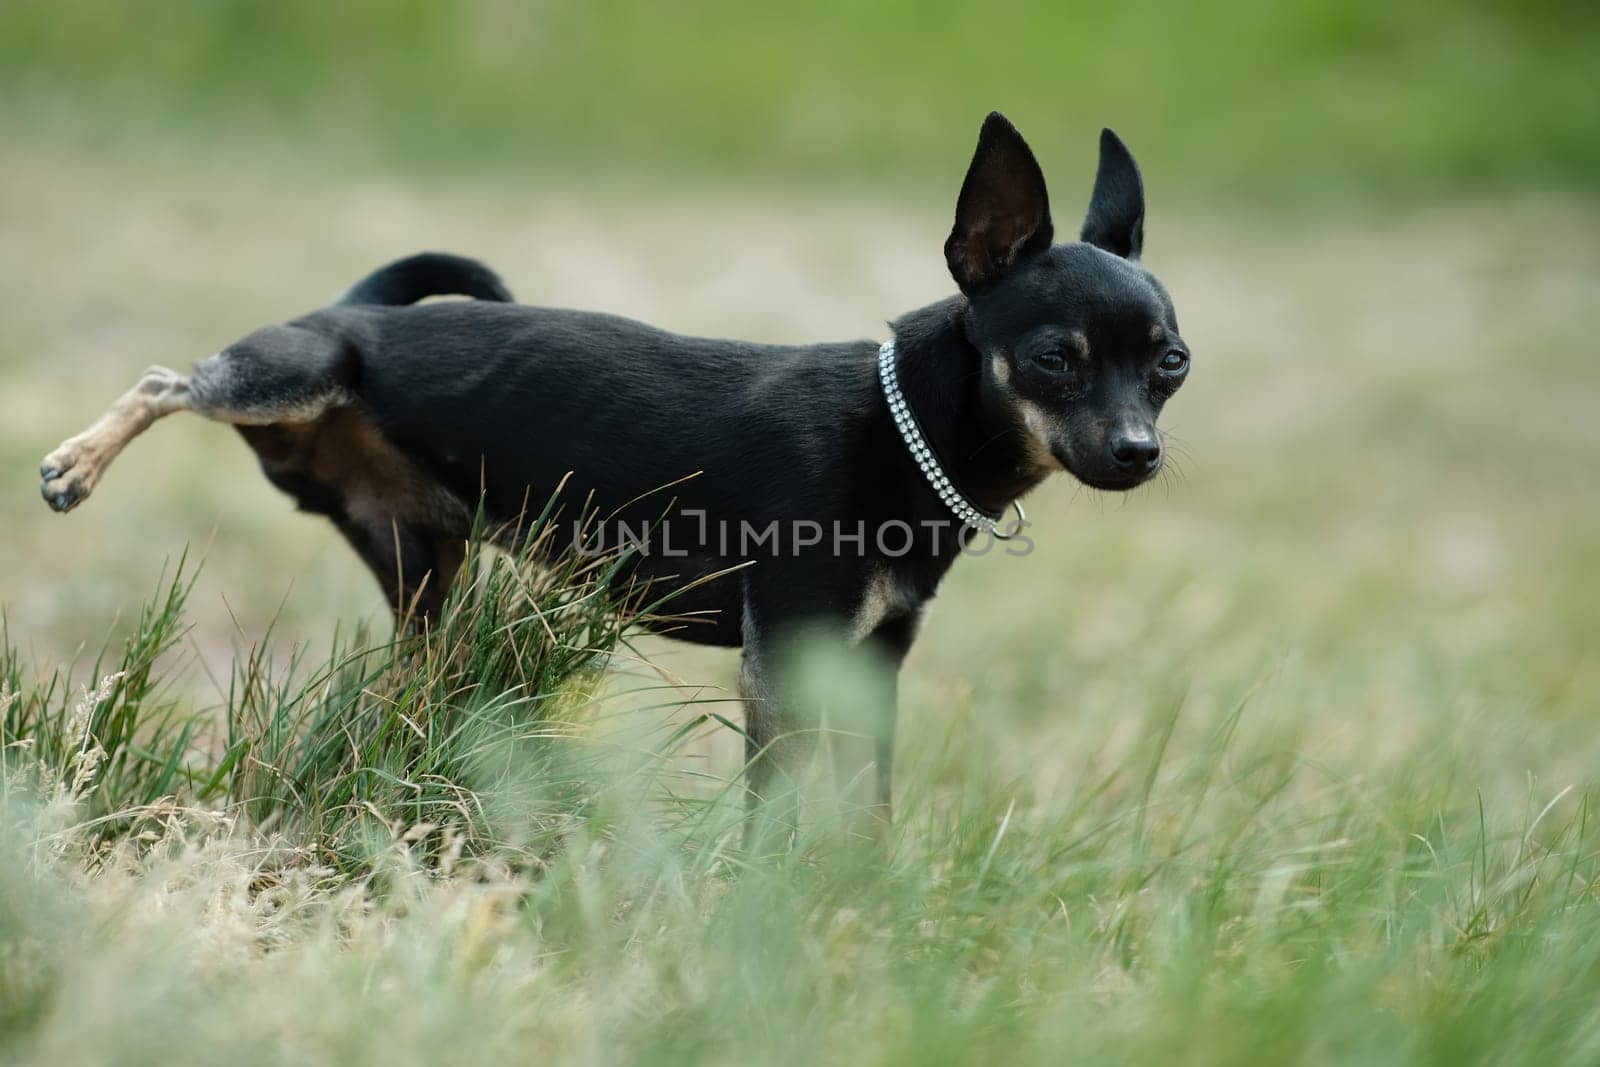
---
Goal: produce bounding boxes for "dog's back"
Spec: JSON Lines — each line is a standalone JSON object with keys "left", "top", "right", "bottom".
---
{"left": 320, "top": 301, "right": 882, "bottom": 526}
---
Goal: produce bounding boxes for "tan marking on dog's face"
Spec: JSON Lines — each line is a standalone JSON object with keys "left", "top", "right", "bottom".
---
{"left": 1016, "top": 399, "right": 1066, "bottom": 474}
{"left": 1066, "top": 330, "right": 1090, "bottom": 358}
{"left": 991, "top": 354, "right": 1012, "bottom": 389}
{"left": 990, "top": 355, "right": 1066, "bottom": 477}
{"left": 1150, "top": 323, "right": 1167, "bottom": 342}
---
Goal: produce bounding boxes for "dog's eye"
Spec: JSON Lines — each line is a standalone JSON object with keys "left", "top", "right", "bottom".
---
{"left": 1033, "top": 351, "right": 1068, "bottom": 372}
{"left": 1159, "top": 350, "right": 1189, "bottom": 374}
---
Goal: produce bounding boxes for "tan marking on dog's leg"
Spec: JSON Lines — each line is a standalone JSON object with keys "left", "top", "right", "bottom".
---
{"left": 40, "top": 366, "right": 194, "bottom": 512}
{"left": 851, "top": 569, "right": 895, "bottom": 644}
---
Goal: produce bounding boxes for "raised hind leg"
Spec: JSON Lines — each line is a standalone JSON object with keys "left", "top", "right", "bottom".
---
{"left": 40, "top": 322, "right": 470, "bottom": 631}
{"left": 39, "top": 323, "right": 351, "bottom": 513}
{"left": 40, "top": 366, "right": 194, "bottom": 512}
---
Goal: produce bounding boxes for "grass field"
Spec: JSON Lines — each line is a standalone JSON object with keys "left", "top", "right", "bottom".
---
{"left": 3, "top": 128, "right": 1600, "bottom": 1063}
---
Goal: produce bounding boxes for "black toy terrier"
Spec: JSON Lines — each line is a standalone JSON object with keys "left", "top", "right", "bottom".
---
{"left": 40, "top": 113, "right": 1189, "bottom": 824}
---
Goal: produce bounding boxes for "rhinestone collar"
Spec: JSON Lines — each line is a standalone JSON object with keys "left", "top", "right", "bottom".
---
{"left": 877, "top": 338, "right": 1024, "bottom": 538}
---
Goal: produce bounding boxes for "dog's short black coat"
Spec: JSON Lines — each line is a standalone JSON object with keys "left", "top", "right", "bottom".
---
{"left": 41, "top": 113, "right": 1189, "bottom": 823}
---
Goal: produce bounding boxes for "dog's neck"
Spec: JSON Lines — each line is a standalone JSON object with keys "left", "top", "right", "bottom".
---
{"left": 888, "top": 296, "right": 1051, "bottom": 517}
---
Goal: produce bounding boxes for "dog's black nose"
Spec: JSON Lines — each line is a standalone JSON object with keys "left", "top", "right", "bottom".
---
{"left": 1109, "top": 430, "right": 1161, "bottom": 471}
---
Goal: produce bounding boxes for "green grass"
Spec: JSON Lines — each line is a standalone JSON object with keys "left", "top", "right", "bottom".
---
{"left": 2, "top": 134, "right": 1598, "bottom": 1062}
{"left": 3, "top": 0, "right": 1598, "bottom": 202}
{"left": 1, "top": 510, "right": 693, "bottom": 877}
{"left": 4, "top": 555, "right": 1600, "bottom": 1064}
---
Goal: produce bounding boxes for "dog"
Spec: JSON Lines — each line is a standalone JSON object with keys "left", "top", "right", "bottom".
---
{"left": 40, "top": 113, "right": 1188, "bottom": 825}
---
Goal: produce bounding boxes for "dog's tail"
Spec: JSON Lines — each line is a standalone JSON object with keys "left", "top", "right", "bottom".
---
{"left": 337, "top": 252, "right": 515, "bottom": 307}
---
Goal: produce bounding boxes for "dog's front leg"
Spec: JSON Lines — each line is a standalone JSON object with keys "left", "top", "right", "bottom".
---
{"left": 828, "top": 611, "right": 918, "bottom": 832}
{"left": 40, "top": 366, "right": 194, "bottom": 512}
{"left": 738, "top": 592, "right": 914, "bottom": 845}
{"left": 737, "top": 624, "right": 816, "bottom": 849}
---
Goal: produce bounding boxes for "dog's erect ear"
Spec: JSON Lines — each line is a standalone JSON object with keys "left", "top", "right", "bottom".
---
{"left": 1079, "top": 128, "right": 1145, "bottom": 260}
{"left": 945, "top": 112, "right": 1053, "bottom": 294}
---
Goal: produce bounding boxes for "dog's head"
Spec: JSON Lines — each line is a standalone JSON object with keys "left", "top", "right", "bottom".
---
{"left": 946, "top": 113, "right": 1187, "bottom": 492}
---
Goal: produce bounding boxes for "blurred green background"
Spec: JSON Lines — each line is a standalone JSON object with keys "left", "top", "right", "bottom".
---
{"left": 3, "top": 4, "right": 1600, "bottom": 1062}
{"left": 3, "top": 0, "right": 1597, "bottom": 201}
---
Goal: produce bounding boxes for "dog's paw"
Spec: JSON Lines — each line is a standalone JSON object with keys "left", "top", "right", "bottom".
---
{"left": 40, "top": 445, "right": 92, "bottom": 513}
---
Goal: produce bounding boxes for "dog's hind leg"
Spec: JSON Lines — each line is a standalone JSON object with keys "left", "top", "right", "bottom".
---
{"left": 333, "top": 515, "right": 466, "bottom": 628}
{"left": 40, "top": 366, "right": 195, "bottom": 512}
{"left": 39, "top": 324, "right": 352, "bottom": 513}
